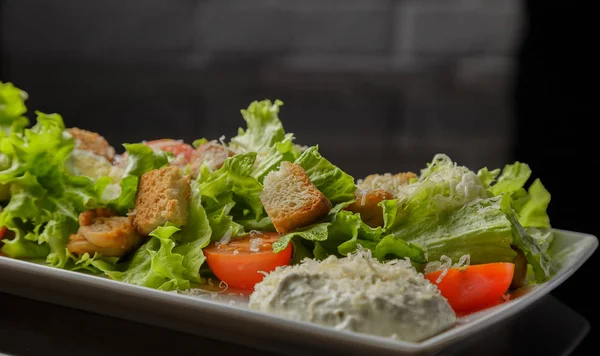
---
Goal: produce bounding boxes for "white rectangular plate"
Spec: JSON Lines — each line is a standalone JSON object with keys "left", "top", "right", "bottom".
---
{"left": 0, "top": 229, "right": 597, "bottom": 356}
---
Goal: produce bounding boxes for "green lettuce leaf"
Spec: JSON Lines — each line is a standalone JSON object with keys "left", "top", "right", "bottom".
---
{"left": 107, "top": 178, "right": 212, "bottom": 290}
{"left": 0, "top": 112, "right": 96, "bottom": 267}
{"left": 0, "top": 81, "right": 29, "bottom": 135}
{"left": 95, "top": 143, "right": 169, "bottom": 214}
{"left": 489, "top": 162, "right": 532, "bottom": 196}
{"left": 394, "top": 198, "right": 516, "bottom": 264}
{"left": 237, "top": 216, "right": 275, "bottom": 232}
{"left": 513, "top": 178, "right": 551, "bottom": 228}
{"left": 508, "top": 214, "right": 554, "bottom": 281}
{"left": 230, "top": 99, "right": 285, "bottom": 154}
{"left": 324, "top": 210, "right": 382, "bottom": 257}
{"left": 373, "top": 234, "right": 426, "bottom": 263}
{"left": 67, "top": 252, "right": 118, "bottom": 275}
{"left": 198, "top": 153, "right": 264, "bottom": 240}
{"left": 251, "top": 133, "right": 301, "bottom": 182}
{"left": 107, "top": 225, "right": 190, "bottom": 290}
{"left": 228, "top": 99, "right": 302, "bottom": 182}
{"left": 272, "top": 222, "right": 330, "bottom": 253}
{"left": 295, "top": 146, "right": 356, "bottom": 204}
{"left": 477, "top": 167, "right": 501, "bottom": 190}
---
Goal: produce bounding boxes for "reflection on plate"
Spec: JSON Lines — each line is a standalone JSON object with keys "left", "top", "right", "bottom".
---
{"left": 439, "top": 294, "right": 590, "bottom": 356}
{"left": 0, "top": 292, "right": 588, "bottom": 356}
{"left": 0, "top": 229, "right": 597, "bottom": 356}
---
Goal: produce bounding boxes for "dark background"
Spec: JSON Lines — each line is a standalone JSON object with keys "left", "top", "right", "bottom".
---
{"left": 0, "top": 1, "right": 596, "bottom": 355}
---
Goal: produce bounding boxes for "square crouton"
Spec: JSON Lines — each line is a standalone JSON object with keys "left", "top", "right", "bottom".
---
{"left": 261, "top": 162, "right": 332, "bottom": 233}
{"left": 132, "top": 166, "right": 191, "bottom": 235}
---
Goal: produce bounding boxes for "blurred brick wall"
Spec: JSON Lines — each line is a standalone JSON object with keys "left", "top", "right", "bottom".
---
{"left": 0, "top": 0, "right": 522, "bottom": 177}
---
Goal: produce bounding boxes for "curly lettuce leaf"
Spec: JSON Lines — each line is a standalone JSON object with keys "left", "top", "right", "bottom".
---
{"left": 204, "top": 193, "right": 245, "bottom": 242}
{"left": 324, "top": 210, "right": 382, "bottom": 257}
{"left": 295, "top": 146, "right": 356, "bottom": 204}
{"left": 489, "top": 162, "right": 532, "bottom": 196}
{"left": 230, "top": 99, "right": 285, "bottom": 154}
{"left": 107, "top": 225, "right": 189, "bottom": 290}
{"left": 67, "top": 252, "right": 118, "bottom": 274}
{"left": 107, "top": 179, "right": 212, "bottom": 290}
{"left": 0, "top": 81, "right": 29, "bottom": 135}
{"left": 197, "top": 153, "right": 264, "bottom": 240}
{"left": 512, "top": 178, "right": 551, "bottom": 228}
{"left": 0, "top": 113, "right": 96, "bottom": 267}
{"left": 477, "top": 167, "right": 501, "bottom": 190}
{"left": 251, "top": 133, "right": 301, "bottom": 182}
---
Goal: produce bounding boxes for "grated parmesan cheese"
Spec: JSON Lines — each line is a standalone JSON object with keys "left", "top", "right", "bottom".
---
{"left": 249, "top": 237, "right": 263, "bottom": 252}
{"left": 424, "top": 254, "right": 471, "bottom": 284}
{"left": 218, "top": 227, "right": 234, "bottom": 246}
{"left": 360, "top": 190, "right": 367, "bottom": 206}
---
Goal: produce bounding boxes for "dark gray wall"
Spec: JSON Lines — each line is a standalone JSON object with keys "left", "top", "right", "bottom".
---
{"left": 1, "top": 0, "right": 521, "bottom": 178}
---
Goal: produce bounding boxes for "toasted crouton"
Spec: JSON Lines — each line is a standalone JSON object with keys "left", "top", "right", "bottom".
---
{"left": 67, "top": 127, "right": 115, "bottom": 161}
{"left": 189, "top": 141, "right": 234, "bottom": 178}
{"left": 345, "top": 189, "right": 394, "bottom": 228}
{"left": 356, "top": 172, "right": 417, "bottom": 195}
{"left": 132, "top": 166, "right": 191, "bottom": 235}
{"left": 261, "top": 162, "right": 332, "bottom": 233}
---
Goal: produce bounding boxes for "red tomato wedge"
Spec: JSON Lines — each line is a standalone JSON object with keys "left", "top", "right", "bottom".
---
{"left": 145, "top": 139, "right": 195, "bottom": 162}
{"left": 0, "top": 226, "right": 7, "bottom": 240}
{"left": 424, "top": 262, "right": 515, "bottom": 315}
{"left": 203, "top": 232, "right": 293, "bottom": 291}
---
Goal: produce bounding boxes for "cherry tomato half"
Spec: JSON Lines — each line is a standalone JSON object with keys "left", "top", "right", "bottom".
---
{"left": 424, "top": 262, "right": 515, "bottom": 315}
{"left": 145, "top": 139, "right": 195, "bottom": 162}
{"left": 203, "top": 232, "right": 293, "bottom": 291}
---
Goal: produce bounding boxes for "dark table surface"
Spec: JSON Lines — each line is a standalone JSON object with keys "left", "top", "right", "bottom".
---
{"left": 0, "top": 288, "right": 593, "bottom": 356}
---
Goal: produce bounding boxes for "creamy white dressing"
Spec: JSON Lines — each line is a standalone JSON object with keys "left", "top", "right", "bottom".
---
{"left": 249, "top": 249, "right": 456, "bottom": 342}
{"left": 65, "top": 148, "right": 124, "bottom": 181}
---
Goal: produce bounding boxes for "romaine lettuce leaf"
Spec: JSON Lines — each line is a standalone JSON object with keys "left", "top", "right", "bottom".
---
{"left": 373, "top": 234, "right": 426, "bottom": 263}
{"left": 392, "top": 198, "right": 517, "bottom": 264}
{"left": 295, "top": 146, "right": 356, "bottom": 204}
{"left": 507, "top": 214, "right": 554, "bottom": 281}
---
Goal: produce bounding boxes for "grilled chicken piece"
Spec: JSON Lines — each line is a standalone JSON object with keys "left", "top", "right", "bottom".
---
{"left": 67, "top": 208, "right": 142, "bottom": 257}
